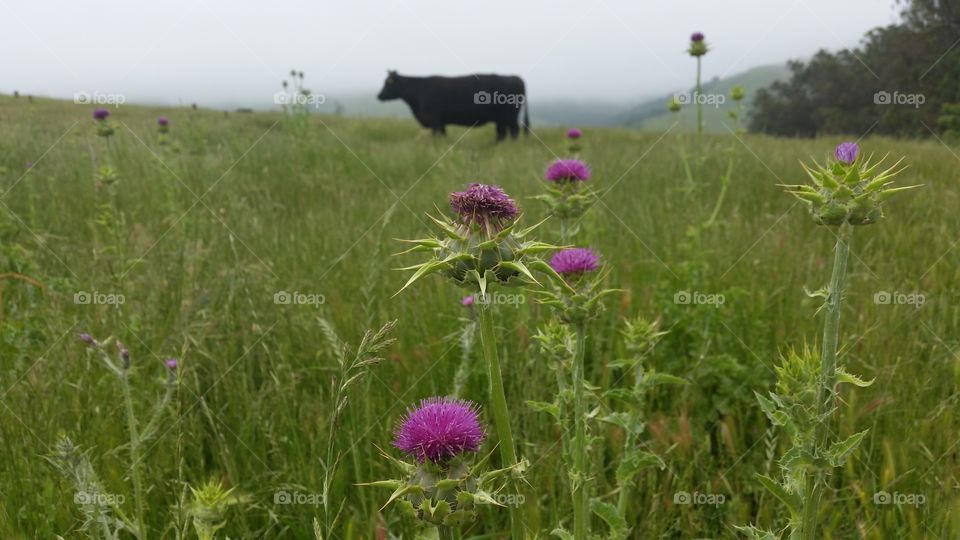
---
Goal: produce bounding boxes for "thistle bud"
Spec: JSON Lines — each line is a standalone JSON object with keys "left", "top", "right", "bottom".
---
{"left": 534, "top": 160, "right": 596, "bottom": 223}
{"left": 93, "top": 108, "right": 115, "bottom": 138}
{"left": 397, "top": 183, "right": 559, "bottom": 299}
{"left": 784, "top": 142, "right": 917, "bottom": 226}
{"left": 668, "top": 96, "right": 682, "bottom": 113}
{"left": 730, "top": 85, "right": 746, "bottom": 102}
{"left": 688, "top": 32, "right": 709, "bottom": 57}
{"left": 116, "top": 340, "right": 130, "bottom": 369}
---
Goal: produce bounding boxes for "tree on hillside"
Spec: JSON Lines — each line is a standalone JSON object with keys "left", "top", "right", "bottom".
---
{"left": 750, "top": 0, "right": 960, "bottom": 137}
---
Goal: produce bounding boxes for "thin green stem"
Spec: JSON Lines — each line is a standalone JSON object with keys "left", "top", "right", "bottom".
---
{"left": 695, "top": 56, "right": 703, "bottom": 180}
{"left": 703, "top": 145, "right": 735, "bottom": 229}
{"left": 801, "top": 224, "right": 851, "bottom": 540}
{"left": 438, "top": 525, "right": 455, "bottom": 540}
{"left": 616, "top": 362, "right": 644, "bottom": 518}
{"left": 571, "top": 322, "right": 589, "bottom": 540}
{"left": 121, "top": 371, "right": 147, "bottom": 539}
{"left": 477, "top": 303, "right": 524, "bottom": 539}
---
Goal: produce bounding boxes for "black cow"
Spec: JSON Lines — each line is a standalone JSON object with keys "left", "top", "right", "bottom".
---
{"left": 377, "top": 71, "right": 529, "bottom": 141}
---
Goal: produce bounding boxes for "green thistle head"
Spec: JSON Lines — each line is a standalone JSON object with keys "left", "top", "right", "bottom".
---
{"left": 730, "top": 85, "right": 746, "bottom": 102}
{"left": 188, "top": 479, "right": 247, "bottom": 540}
{"left": 688, "top": 32, "right": 708, "bottom": 57}
{"left": 396, "top": 183, "right": 561, "bottom": 299}
{"left": 783, "top": 142, "right": 917, "bottom": 226}
{"left": 667, "top": 96, "right": 683, "bottom": 113}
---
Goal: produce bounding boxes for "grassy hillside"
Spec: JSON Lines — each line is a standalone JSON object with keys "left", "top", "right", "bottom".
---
{"left": 0, "top": 95, "right": 956, "bottom": 538}
{"left": 616, "top": 63, "right": 790, "bottom": 132}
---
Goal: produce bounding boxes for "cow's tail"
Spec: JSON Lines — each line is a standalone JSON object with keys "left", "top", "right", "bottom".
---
{"left": 522, "top": 97, "right": 530, "bottom": 135}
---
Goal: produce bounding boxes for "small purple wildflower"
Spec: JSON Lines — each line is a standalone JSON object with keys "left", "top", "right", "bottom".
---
{"left": 834, "top": 141, "right": 859, "bottom": 165}
{"left": 79, "top": 333, "right": 96, "bottom": 346}
{"left": 691, "top": 32, "right": 705, "bottom": 42}
{"left": 545, "top": 159, "right": 591, "bottom": 183}
{"left": 566, "top": 128, "right": 582, "bottom": 139}
{"left": 93, "top": 108, "right": 110, "bottom": 121}
{"left": 116, "top": 340, "right": 130, "bottom": 361}
{"left": 461, "top": 295, "right": 475, "bottom": 307}
{"left": 449, "top": 183, "right": 518, "bottom": 227}
{"left": 393, "top": 397, "right": 486, "bottom": 463}
{"left": 549, "top": 248, "right": 600, "bottom": 275}
{"left": 157, "top": 116, "right": 169, "bottom": 126}
{"left": 164, "top": 358, "right": 179, "bottom": 371}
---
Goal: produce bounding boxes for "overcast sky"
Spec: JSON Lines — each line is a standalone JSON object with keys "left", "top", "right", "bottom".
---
{"left": 0, "top": 0, "right": 901, "bottom": 107}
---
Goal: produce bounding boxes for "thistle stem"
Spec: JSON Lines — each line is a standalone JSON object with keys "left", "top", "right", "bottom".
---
{"left": 703, "top": 144, "right": 735, "bottom": 229}
{"left": 438, "top": 525, "right": 455, "bottom": 540}
{"left": 477, "top": 302, "right": 524, "bottom": 539}
{"left": 801, "top": 223, "right": 851, "bottom": 540}
{"left": 617, "top": 363, "right": 644, "bottom": 518}
{"left": 120, "top": 371, "right": 147, "bottom": 539}
{"left": 695, "top": 56, "right": 703, "bottom": 180}
{"left": 571, "top": 322, "right": 590, "bottom": 540}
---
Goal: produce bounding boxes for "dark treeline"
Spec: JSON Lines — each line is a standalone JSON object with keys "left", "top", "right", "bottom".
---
{"left": 750, "top": 0, "right": 960, "bottom": 137}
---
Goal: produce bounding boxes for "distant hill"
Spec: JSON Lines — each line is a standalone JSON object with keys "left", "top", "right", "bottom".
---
{"left": 613, "top": 63, "right": 790, "bottom": 133}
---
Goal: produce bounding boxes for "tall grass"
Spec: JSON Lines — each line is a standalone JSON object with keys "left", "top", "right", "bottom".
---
{"left": 0, "top": 95, "right": 956, "bottom": 538}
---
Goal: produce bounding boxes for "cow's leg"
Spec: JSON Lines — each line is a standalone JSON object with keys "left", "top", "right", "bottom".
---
{"left": 495, "top": 123, "right": 507, "bottom": 142}
{"left": 432, "top": 123, "right": 447, "bottom": 136}
{"left": 509, "top": 121, "right": 520, "bottom": 139}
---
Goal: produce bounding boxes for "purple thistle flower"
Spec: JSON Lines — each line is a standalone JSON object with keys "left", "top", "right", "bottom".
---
{"left": 461, "top": 295, "right": 475, "bottom": 307}
{"left": 393, "top": 397, "right": 486, "bottom": 463}
{"left": 93, "top": 108, "right": 110, "bottom": 121}
{"left": 550, "top": 248, "right": 600, "bottom": 275}
{"left": 834, "top": 141, "right": 859, "bottom": 165}
{"left": 449, "top": 183, "right": 518, "bottom": 227}
{"left": 545, "top": 159, "right": 591, "bottom": 183}
{"left": 691, "top": 32, "right": 705, "bottom": 42}
{"left": 164, "top": 358, "right": 179, "bottom": 371}
{"left": 566, "top": 128, "right": 582, "bottom": 139}
{"left": 157, "top": 116, "right": 169, "bottom": 126}
{"left": 79, "top": 333, "right": 96, "bottom": 346}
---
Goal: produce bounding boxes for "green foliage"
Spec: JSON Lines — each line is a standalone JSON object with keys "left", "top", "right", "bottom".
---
{"left": 749, "top": 347, "right": 873, "bottom": 538}
{"left": 0, "top": 96, "right": 954, "bottom": 538}
{"left": 751, "top": 1, "right": 960, "bottom": 137}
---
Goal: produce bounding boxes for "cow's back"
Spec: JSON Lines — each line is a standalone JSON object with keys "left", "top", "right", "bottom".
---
{"left": 421, "top": 74, "right": 525, "bottom": 126}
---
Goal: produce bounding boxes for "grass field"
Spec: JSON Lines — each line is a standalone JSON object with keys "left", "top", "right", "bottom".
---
{"left": 0, "top": 95, "right": 957, "bottom": 539}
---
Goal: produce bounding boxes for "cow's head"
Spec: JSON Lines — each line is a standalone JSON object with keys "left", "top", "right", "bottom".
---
{"left": 377, "top": 70, "right": 402, "bottom": 101}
